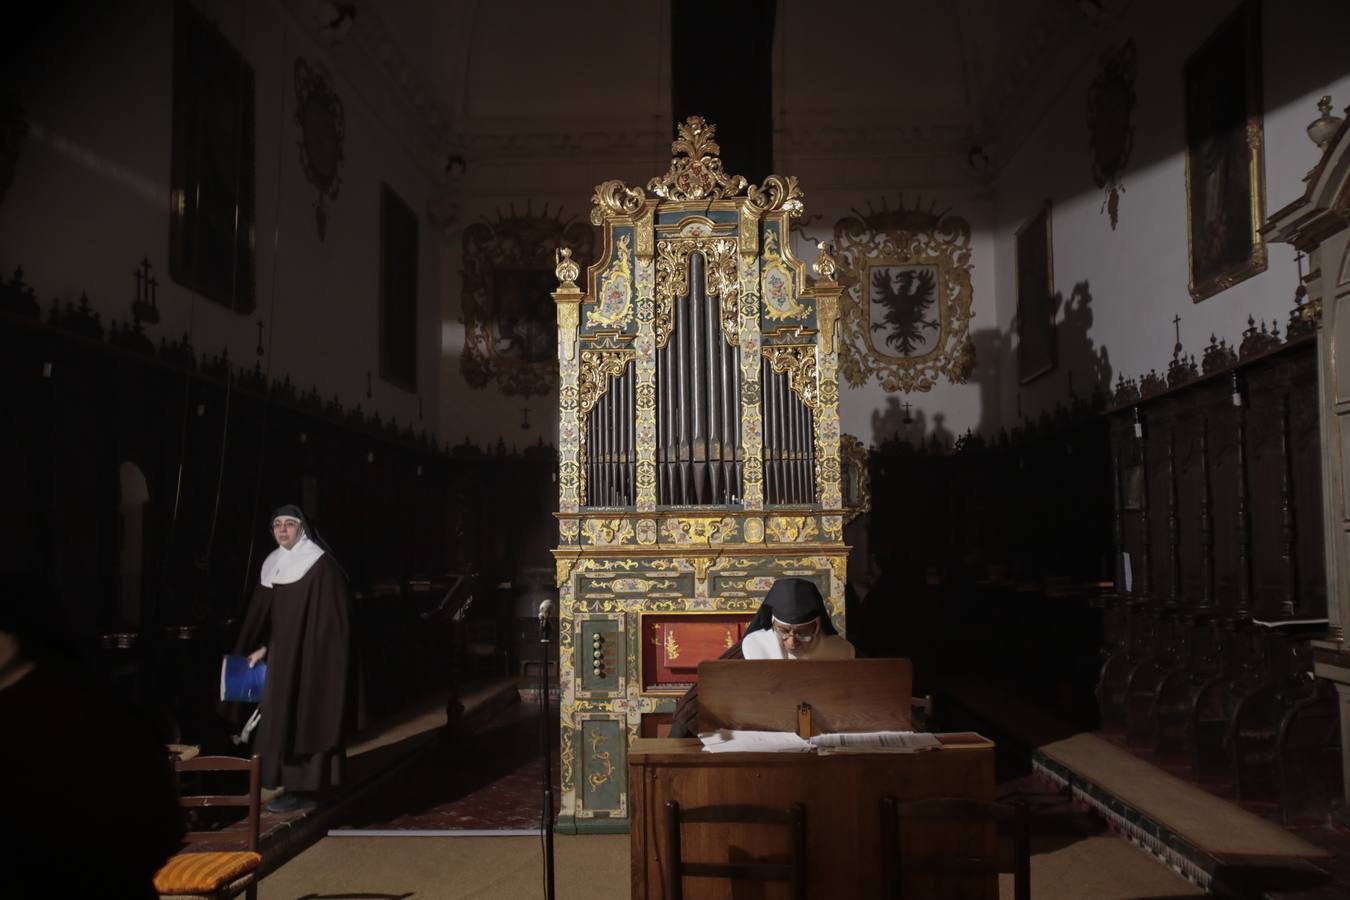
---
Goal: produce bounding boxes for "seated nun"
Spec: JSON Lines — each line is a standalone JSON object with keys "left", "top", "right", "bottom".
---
{"left": 668, "top": 577, "right": 854, "bottom": 737}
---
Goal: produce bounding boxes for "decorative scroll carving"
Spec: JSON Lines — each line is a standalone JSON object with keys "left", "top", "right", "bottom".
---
{"left": 833, "top": 203, "right": 976, "bottom": 393}
{"left": 591, "top": 179, "right": 645, "bottom": 225}
{"left": 647, "top": 116, "right": 748, "bottom": 202}
{"left": 764, "top": 344, "right": 818, "bottom": 408}
{"left": 746, "top": 174, "right": 804, "bottom": 217}
{"left": 766, "top": 516, "right": 819, "bottom": 543}
{"left": 587, "top": 727, "right": 615, "bottom": 792}
{"left": 654, "top": 237, "right": 740, "bottom": 348}
{"left": 578, "top": 349, "right": 633, "bottom": 416}
{"left": 582, "top": 517, "right": 635, "bottom": 546}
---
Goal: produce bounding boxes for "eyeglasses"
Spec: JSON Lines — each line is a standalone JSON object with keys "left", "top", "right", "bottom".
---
{"left": 772, "top": 619, "right": 820, "bottom": 644}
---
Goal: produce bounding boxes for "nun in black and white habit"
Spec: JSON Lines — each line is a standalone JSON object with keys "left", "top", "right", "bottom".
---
{"left": 668, "top": 577, "right": 854, "bottom": 738}
{"left": 235, "top": 505, "right": 355, "bottom": 810}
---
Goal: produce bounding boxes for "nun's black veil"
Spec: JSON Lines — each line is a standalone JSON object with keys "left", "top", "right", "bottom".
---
{"left": 746, "top": 577, "right": 838, "bottom": 635}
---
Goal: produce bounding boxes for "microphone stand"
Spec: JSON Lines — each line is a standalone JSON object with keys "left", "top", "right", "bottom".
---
{"left": 538, "top": 606, "right": 556, "bottom": 900}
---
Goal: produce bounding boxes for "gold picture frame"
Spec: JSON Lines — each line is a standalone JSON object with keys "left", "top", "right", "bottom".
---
{"left": 1184, "top": 0, "right": 1266, "bottom": 302}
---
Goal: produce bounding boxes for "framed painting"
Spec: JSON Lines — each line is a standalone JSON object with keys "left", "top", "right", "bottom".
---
{"left": 1015, "top": 202, "right": 1055, "bottom": 384}
{"left": 460, "top": 212, "right": 595, "bottom": 397}
{"left": 168, "top": 0, "right": 256, "bottom": 314}
{"left": 1184, "top": 0, "right": 1265, "bottom": 302}
{"left": 379, "top": 183, "right": 418, "bottom": 391}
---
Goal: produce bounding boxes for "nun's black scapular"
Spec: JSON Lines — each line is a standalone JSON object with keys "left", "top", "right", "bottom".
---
{"left": 234, "top": 504, "right": 360, "bottom": 798}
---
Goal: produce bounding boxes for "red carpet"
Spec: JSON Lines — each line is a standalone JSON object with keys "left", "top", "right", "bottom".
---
{"left": 334, "top": 697, "right": 561, "bottom": 832}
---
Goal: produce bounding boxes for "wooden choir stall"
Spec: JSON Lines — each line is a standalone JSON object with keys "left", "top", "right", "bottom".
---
{"left": 628, "top": 659, "right": 999, "bottom": 899}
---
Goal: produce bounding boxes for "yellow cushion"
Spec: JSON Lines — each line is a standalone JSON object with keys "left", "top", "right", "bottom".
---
{"left": 154, "top": 850, "right": 261, "bottom": 894}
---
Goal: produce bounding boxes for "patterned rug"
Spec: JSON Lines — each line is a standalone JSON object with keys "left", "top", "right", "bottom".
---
{"left": 333, "top": 697, "right": 561, "bottom": 832}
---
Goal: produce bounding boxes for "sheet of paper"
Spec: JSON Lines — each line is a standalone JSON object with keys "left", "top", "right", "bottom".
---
{"left": 1122, "top": 552, "right": 1133, "bottom": 593}
{"left": 810, "top": 731, "right": 943, "bottom": 754}
{"left": 698, "top": 730, "right": 813, "bottom": 753}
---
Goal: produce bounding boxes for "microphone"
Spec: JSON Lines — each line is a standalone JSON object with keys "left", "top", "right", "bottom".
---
{"left": 538, "top": 597, "right": 554, "bottom": 623}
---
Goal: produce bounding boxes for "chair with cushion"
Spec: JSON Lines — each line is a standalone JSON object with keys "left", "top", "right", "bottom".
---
{"left": 662, "top": 800, "right": 807, "bottom": 900}
{"left": 154, "top": 754, "right": 263, "bottom": 900}
{"left": 879, "top": 795, "right": 1030, "bottom": 900}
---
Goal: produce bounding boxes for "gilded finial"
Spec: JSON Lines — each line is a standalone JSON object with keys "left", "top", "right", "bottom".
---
{"left": 555, "top": 246, "right": 580, "bottom": 289}
{"left": 647, "top": 116, "right": 748, "bottom": 201}
{"left": 813, "top": 241, "right": 838, "bottom": 280}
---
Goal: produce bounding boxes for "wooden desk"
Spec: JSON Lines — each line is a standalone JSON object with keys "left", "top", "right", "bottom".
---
{"left": 629, "top": 737, "right": 997, "bottom": 899}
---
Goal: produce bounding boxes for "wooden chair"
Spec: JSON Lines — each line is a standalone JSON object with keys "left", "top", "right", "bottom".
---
{"left": 879, "top": 796, "right": 1030, "bottom": 900}
{"left": 154, "top": 754, "right": 263, "bottom": 900}
{"left": 662, "top": 800, "right": 807, "bottom": 900}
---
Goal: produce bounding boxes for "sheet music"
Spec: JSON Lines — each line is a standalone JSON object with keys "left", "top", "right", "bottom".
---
{"left": 810, "top": 731, "right": 942, "bottom": 754}
{"left": 698, "top": 729, "right": 942, "bottom": 754}
{"left": 698, "top": 730, "right": 813, "bottom": 753}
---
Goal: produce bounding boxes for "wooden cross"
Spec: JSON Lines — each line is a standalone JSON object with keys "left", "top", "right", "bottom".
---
{"left": 1173, "top": 314, "right": 1182, "bottom": 354}
{"left": 901, "top": 401, "right": 912, "bottom": 424}
{"left": 521, "top": 406, "right": 531, "bottom": 430}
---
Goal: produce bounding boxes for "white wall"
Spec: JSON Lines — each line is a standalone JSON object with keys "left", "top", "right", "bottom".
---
{"left": 1, "top": 0, "right": 443, "bottom": 431}
{"left": 992, "top": 0, "right": 1350, "bottom": 427}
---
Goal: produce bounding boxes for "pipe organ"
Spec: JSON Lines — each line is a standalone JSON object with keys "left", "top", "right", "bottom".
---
{"left": 552, "top": 117, "right": 848, "bottom": 832}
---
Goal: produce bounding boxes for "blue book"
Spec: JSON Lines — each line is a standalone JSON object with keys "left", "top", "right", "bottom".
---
{"left": 220, "top": 655, "right": 266, "bottom": 703}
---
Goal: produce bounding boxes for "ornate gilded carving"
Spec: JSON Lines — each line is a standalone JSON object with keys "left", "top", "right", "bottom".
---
{"left": 591, "top": 179, "right": 645, "bottom": 225}
{"left": 647, "top": 116, "right": 748, "bottom": 202}
{"left": 761, "top": 229, "right": 808, "bottom": 320}
{"left": 587, "top": 235, "right": 634, "bottom": 328}
{"left": 691, "top": 557, "right": 714, "bottom": 582}
{"left": 555, "top": 246, "right": 581, "bottom": 289}
{"left": 765, "top": 516, "right": 820, "bottom": 543}
{"left": 744, "top": 517, "right": 765, "bottom": 543}
{"left": 581, "top": 518, "right": 635, "bottom": 546}
{"left": 663, "top": 628, "right": 680, "bottom": 661}
{"left": 636, "top": 518, "right": 657, "bottom": 544}
{"left": 764, "top": 344, "right": 818, "bottom": 408}
{"left": 660, "top": 516, "right": 738, "bottom": 546}
{"left": 654, "top": 237, "right": 740, "bottom": 348}
{"left": 555, "top": 296, "right": 579, "bottom": 363}
{"left": 556, "top": 558, "right": 576, "bottom": 589}
{"left": 833, "top": 203, "right": 975, "bottom": 393}
{"left": 813, "top": 241, "right": 839, "bottom": 281}
{"left": 578, "top": 349, "right": 633, "bottom": 416}
{"left": 746, "top": 174, "right": 804, "bottom": 217}
{"left": 839, "top": 434, "right": 872, "bottom": 525}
